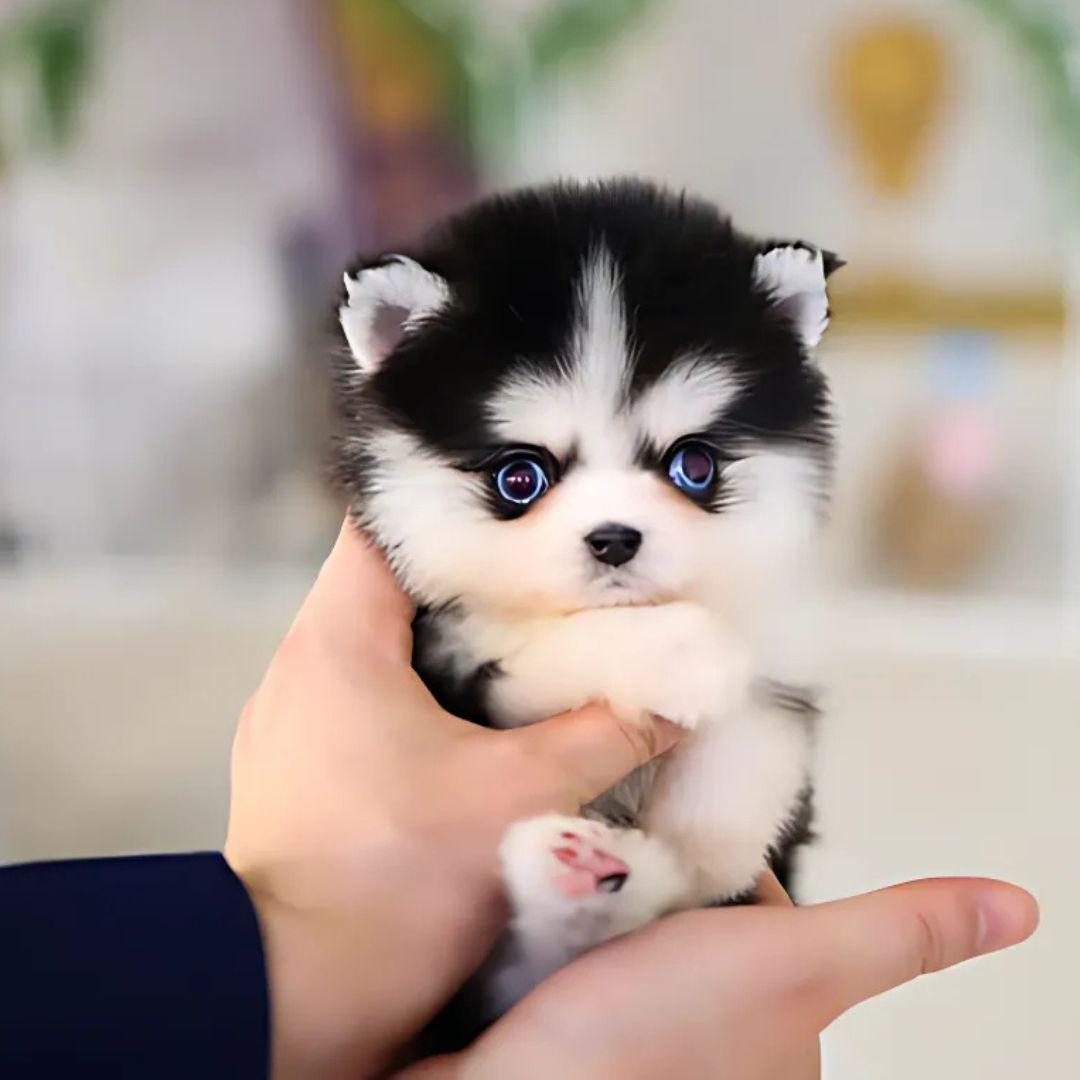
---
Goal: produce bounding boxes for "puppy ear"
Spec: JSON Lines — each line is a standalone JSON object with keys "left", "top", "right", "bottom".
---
{"left": 339, "top": 255, "right": 449, "bottom": 373}
{"left": 752, "top": 244, "right": 844, "bottom": 350}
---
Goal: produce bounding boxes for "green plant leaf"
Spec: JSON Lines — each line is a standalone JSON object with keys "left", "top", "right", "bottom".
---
{"left": 0, "top": 0, "right": 109, "bottom": 151}
{"left": 530, "top": 0, "right": 658, "bottom": 77}
{"left": 34, "top": 13, "right": 93, "bottom": 145}
{"left": 961, "top": 0, "right": 1080, "bottom": 165}
{"left": 343, "top": 0, "right": 661, "bottom": 170}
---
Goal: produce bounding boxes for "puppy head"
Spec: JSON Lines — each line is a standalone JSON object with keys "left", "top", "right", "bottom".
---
{"left": 335, "top": 180, "right": 838, "bottom": 617}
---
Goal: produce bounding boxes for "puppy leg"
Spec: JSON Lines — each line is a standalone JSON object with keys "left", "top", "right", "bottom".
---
{"left": 643, "top": 699, "right": 812, "bottom": 902}
{"left": 486, "top": 814, "right": 691, "bottom": 1015}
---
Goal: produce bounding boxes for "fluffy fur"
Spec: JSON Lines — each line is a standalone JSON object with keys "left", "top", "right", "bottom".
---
{"left": 332, "top": 178, "right": 838, "bottom": 1024}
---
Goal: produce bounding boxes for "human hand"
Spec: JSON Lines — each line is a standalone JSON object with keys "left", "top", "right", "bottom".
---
{"left": 224, "top": 520, "right": 683, "bottom": 1078}
{"left": 408, "top": 870, "right": 1037, "bottom": 1079}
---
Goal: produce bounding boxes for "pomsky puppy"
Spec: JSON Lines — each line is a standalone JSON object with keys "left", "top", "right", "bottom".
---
{"left": 333, "top": 178, "right": 839, "bottom": 1020}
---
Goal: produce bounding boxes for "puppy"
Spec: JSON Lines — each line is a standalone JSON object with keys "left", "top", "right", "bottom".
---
{"left": 333, "top": 178, "right": 838, "bottom": 1020}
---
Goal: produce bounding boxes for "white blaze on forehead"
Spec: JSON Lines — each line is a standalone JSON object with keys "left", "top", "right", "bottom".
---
{"left": 487, "top": 246, "right": 633, "bottom": 463}
{"left": 633, "top": 356, "right": 740, "bottom": 452}
{"left": 570, "top": 246, "right": 629, "bottom": 423}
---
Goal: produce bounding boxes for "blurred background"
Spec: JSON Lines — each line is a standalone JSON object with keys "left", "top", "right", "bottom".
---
{"left": 0, "top": 0, "right": 1077, "bottom": 1075}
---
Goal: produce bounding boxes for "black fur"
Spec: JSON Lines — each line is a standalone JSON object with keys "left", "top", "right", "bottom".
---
{"left": 412, "top": 605, "right": 500, "bottom": 726}
{"left": 768, "top": 784, "right": 816, "bottom": 895}
{"left": 334, "top": 178, "right": 834, "bottom": 511}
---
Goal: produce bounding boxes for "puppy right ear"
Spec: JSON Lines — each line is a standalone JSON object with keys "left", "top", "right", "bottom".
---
{"left": 339, "top": 255, "right": 449, "bottom": 373}
{"left": 752, "top": 244, "right": 842, "bottom": 351}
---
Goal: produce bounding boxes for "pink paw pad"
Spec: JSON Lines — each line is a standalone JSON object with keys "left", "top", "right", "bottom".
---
{"left": 551, "top": 832, "right": 629, "bottom": 897}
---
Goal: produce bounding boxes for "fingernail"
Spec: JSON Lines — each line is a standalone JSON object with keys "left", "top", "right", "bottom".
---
{"left": 975, "top": 884, "right": 1040, "bottom": 953}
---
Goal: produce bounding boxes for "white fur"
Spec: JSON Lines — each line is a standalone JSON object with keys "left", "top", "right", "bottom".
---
{"left": 634, "top": 355, "right": 741, "bottom": 451}
{"left": 340, "top": 256, "right": 449, "bottom": 372}
{"left": 482, "top": 602, "right": 752, "bottom": 729}
{"left": 752, "top": 245, "right": 830, "bottom": 349}
{"left": 643, "top": 695, "right": 812, "bottom": 900}
{"left": 358, "top": 421, "right": 817, "bottom": 628}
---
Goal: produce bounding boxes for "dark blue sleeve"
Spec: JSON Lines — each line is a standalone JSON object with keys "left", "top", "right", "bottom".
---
{"left": 0, "top": 852, "right": 269, "bottom": 1079}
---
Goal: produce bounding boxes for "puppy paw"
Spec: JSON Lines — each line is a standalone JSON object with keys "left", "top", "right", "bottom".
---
{"left": 488, "top": 815, "right": 691, "bottom": 1013}
{"left": 500, "top": 814, "right": 689, "bottom": 929}
{"left": 604, "top": 602, "right": 752, "bottom": 728}
{"left": 551, "top": 829, "right": 630, "bottom": 897}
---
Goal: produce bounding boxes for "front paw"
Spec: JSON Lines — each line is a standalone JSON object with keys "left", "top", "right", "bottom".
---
{"left": 603, "top": 603, "right": 752, "bottom": 728}
{"left": 499, "top": 814, "right": 689, "bottom": 929}
{"left": 490, "top": 815, "right": 690, "bottom": 1014}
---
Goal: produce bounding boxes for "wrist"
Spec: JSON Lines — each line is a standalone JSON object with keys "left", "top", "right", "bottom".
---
{"left": 235, "top": 850, "right": 504, "bottom": 1077}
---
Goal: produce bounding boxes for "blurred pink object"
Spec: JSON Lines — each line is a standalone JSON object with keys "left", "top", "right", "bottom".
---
{"left": 925, "top": 402, "right": 997, "bottom": 498}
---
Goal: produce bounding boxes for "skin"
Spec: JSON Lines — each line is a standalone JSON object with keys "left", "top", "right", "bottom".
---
{"left": 225, "top": 521, "right": 1039, "bottom": 1079}
{"left": 225, "top": 521, "right": 683, "bottom": 1077}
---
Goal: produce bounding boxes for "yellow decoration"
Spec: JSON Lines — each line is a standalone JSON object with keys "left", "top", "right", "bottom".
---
{"left": 832, "top": 19, "right": 949, "bottom": 197}
{"left": 329, "top": 0, "right": 446, "bottom": 133}
{"left": 831, "top": 276, "right": 1065, "bottom": 338}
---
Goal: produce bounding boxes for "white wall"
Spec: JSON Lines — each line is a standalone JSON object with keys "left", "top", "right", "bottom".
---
{"left": 517, "top": 0, "right": 1066, "bottom": 287}
{"left": 0, "top": 0, "right": 342, "bottom": 556}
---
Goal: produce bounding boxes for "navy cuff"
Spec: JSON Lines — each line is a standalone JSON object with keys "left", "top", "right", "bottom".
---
{"left": 0, "top": 852, "right": 269, "bottom": 1078}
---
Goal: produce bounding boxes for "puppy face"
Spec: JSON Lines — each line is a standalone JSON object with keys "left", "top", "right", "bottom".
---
{"left": 335, "top": 180, "right": 836, "bottom": 618}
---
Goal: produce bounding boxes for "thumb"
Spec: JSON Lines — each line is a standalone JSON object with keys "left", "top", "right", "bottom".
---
{"left": 295, "top": 518, "right": 414, "bottom": 667}
{"left": 795, "top": 877, "right": 1039, "bottom": 1028}
{"left": 512, "top": 703, "right": 685, "bottom": 806}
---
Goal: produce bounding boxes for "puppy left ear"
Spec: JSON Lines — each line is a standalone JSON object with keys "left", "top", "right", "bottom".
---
{"left": 340, "top": 255, "right": 449, "bottom": 374}
{"left": 752, "top": 244, "right": 844, "bottom": 350}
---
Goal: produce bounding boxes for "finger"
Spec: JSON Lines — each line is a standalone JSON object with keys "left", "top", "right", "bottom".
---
{"left": 514, "top": 704, "right": 685, "bottom": 805}
{"left": 795, "top": 877, "right": 1039, "bottom": 1027}
{"left": 295, "top": 517, "right": 414, "bottom": 666}
{"left": 756, "top": 870, "right": 794, "bottom": 908}
{"left": 394, "top": 1054, "right": 459, "bottom": 1078}
{"left": 775, "top": 1040, "right": 821, "bottom": 1080}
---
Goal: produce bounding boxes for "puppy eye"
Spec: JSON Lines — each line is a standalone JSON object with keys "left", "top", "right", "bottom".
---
{"left": 494, "top": 456, "right": 549, "bottom": 507}
{"left": 667, "top": 442, "right": 716, "bottom": 495}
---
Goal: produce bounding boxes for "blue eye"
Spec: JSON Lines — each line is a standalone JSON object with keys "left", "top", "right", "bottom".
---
{"left": 668, "top": 443, "right": 716, "bottom": 494}
{"left": 495, "top": 457, "right": 549, "bottom": 506}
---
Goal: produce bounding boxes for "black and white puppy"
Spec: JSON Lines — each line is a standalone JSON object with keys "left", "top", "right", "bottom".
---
{"left": 333, "top": 178, "right": 838, "bottom": 1018}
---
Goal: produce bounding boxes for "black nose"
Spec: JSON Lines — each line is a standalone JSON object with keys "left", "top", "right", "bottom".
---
{"left": 584, "top": 524, "right": 642, "bottom": 567}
